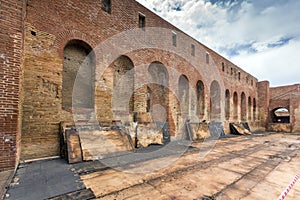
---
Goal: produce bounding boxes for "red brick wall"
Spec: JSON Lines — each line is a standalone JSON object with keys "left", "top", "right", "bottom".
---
{"left": 0, "top": 0, "right": 25, "bottom": 171}
{"left": 269, "top": 84, "right": 300, "bottom": 132}
{"left": 270, "top": 84, "right": 300, "bottom": 100}
{"left": 18, "top": 0, "right": 262, "bottom": 160}
{"left": 257, "top": 81, "right": 270, "bottom": 129}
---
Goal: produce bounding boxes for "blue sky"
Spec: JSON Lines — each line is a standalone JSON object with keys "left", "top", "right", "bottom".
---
{"left": 136, "top": 0, "right": 300, "bottom": 87}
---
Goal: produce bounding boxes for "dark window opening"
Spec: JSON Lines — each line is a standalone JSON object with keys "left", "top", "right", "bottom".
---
{"left": 225, "top": 89, "right": 230, "bottom": 120}
{"left": 253, "top": 98, "right": 256, "bottom": 120}
{"left": 191, "top": 44, "right": 195, "bottom": 56}
{"left": 102, "top": 0, "right": 111, "bottom": 13}
{"left": 196, "top": 80, "right": 205, "bottom": 116}
{"left": 206, "top": 53, "right": 209, "bottom": 64}
{"left": 31, "top": 31, "right": 36, "bottom": 36}
{"left": 248, "top": 96, "right": 252, "bottom": 120}
{"left": 241, "top": 92, "right": 246, "bottom": 121}
{"left": 222, "top": 62, "right": 225, "bottom": 72}
{"left": 139, "top": 14, "right": 146, "bottom": 30}
{"left": 271, "top": 108, "right": 290, "bottom": 123}
{"left": 233, "top": 92, "right": 238, "bottom": 120}
{"left": 146, "top": 86, "right": 151, "bottom": 112}
{"left": 172, "top": 32, "right": 177, "bottom": 47}
{"left": 238, "top": 72, "right": 241, "bottom": 81}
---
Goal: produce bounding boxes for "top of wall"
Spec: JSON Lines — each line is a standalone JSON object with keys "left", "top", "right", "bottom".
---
{"left": 270, "top": 84, "right": 300, "bottom": 100}
{"left": 133, "top": 0, "right": 258, "bottom": 83}
{"left": 24, "top": 0, "right": 257, "bottom": 85}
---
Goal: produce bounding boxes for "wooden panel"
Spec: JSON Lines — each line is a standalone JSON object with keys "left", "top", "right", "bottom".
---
{"left": 66, "top": 130, "right": 83, "bottom": 164}
{"left": 79, "top": 130, "right": 134, "bottom": 161}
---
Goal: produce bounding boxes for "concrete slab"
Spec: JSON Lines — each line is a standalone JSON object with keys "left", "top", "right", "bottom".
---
{"left": 5, "top": 159, "right": 85, "bottom": 200}
{"left": 0, "top": 170, "right": 14, "bottom": 199}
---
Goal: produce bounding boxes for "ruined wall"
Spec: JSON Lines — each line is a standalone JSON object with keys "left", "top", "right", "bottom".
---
{"left": 0, "top": 0, "right": 26, "bottom": 170}
{"left": 207, "top": 50, "right": 258, "bottom": 133}
{"left": 257, "top": 81, "right": 270, "bottom": 129}
{"left": 270, "top": 84, "right": 300, "bottom": 99}
{"left": 19, "top": 0, "right": 262, "bottom": 161}
{"left": 269, "top": 84, "right": 300, "bottom": 132}
{"left": 290, "top": 97, "right": 300, "bottom": 132}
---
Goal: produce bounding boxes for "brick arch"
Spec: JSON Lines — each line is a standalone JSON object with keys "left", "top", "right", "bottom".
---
{"left": 178, "top": 74, "right": 190, "bottom": 116}
{"left": 111, "top": 55, "right": 135, "bottom": 115}
{"left": 62, "top": 39, "right": 95, "bottom": 110}
{"left": 241, "top": 92, "right": 247, "bottom": 121}
{"left": 210, "top": 80, "right": 221, "bottom": 121}
{"left": 269, "top": 100, "right": 290, "bottom": 113}
{"left": 54, "top": 30, "right": 97, "bottom": 58}
{"left": 270, "top": 106, "right": 290, "bottom": 123}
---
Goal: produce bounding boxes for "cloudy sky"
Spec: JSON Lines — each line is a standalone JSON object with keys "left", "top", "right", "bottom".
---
{"left": 136, "top": 0, "right": 300, "bottom": 87}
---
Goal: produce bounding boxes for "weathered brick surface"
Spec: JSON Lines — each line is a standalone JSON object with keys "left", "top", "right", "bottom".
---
{"left": 0, "top": 0, "right": 25, "bottom": 170}
{"left": 257, "top": 81, "right": 270, "bottom": 128}
{"left": 269, "top": 84, "right": 300, "bottom": 132}
{"left": 1, "top": 0, "right": 298, "bottom": 168}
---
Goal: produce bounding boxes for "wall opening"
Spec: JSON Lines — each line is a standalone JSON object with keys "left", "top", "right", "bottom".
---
{"left": 248, "top": 96, "right": 252, "bottom": 120}
{"left": 241, "top": 92, "right": 247, "bottom": 121}
{"left": 196, "top": 80, "right": 205, "bottom": 117}
{"left": 146, "top": 86, "right": 152, "bottom": 112}
{"left": 206, "top": 53, "right": 209, "bottom": 64}
{"left": 148, "top": 62, "right": 169, "bottom": 122}
{"left": 210, "top": 80, "right": 221, "bottom": 121}
{"left": 253, "top": 98, "right": 256, "bottom": 120}
{"left": 62, "top": 40, "right": 95, "bottom": 109}
{"left": 191, "top": 44, "right": 195, "bottom": 56}
{"left": 225, "top": 89, "right": 230, "bottom": 120}
{"left": 233, "top": 92, "right": 238, "bottom": 120}
{"left": 112, "top": 55, "right": 135, "bottom": 116}
{"left": 101, "top": 0, "right": 111, "bottom": 13}
{"left": 270, "top": 107, "right": 290, "bottom": 123}
{"left": 172, "top": 32, "right": 177, "bottom": 47}
{"left": 178, "top": 75, "right": 189, "bottom": 116}
{"left": 139, "top": 13, "right": 146, "bottom": 30}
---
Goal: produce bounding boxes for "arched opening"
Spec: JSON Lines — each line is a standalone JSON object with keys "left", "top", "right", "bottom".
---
{"left": 233, "top": 92, "right": 238, "bottom": 120}
{"left": 253, "top": 98, "right": 257, "bottom": 120}
{"left": 178, "top": 75, "right": 189, "bottom": 117}
{"left": 241, "top": 92, "right": 247, "bottom": 121}
{"left": 63, "top": 40, "right": 95, "bottom": 109}
{"left": 270, "top": 108, "right": 290, "bottom": 123}
{"left": 196, "top": 80, "right": 205, "bottom": 117}
{"left": 112, "top": 55, "right": 135, "bottom": 120}
{"left": 210, "top": 80, "right": 221, "bottom": 121}
{"left": 225, "top": 89, "right": 230, "bottom": 120}
{"left": 248, "top": 96, "right": 252, "bottom": 120}
{"left": 148, "top": 62, "right": 169, "bottom": 122}
{"left": 146, "top": 86, "right": 152, "bottom": 113}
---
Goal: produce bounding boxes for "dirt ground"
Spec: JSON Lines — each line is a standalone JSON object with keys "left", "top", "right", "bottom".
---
{"left": 80, "top": 133, "right": 300, "bottom": 200}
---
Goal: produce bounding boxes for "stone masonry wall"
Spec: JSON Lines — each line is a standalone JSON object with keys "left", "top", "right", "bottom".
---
{"left": 20, "top": 0, "right": 261, "bottom": 160}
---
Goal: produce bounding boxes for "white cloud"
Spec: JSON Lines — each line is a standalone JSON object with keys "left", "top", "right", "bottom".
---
{"left": 136, "top": 0, "right": 300, "bottom": 86}
{"left": 232, "top": 39, "right": 300, "bottom": 87}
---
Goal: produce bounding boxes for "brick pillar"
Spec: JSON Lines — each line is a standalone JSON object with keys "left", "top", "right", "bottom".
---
{"left": 257, "top": 81, "right": 270, "bottom": 130}
{"left": 0, "top": 0, "right": 25, "bottom": 171}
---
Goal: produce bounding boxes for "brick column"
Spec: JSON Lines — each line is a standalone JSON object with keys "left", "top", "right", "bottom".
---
{"left": 257, "top": 81, "right": 270, "bottom": 130}
{"left": 0, "top": 0, "right": 25, "bottom": 171}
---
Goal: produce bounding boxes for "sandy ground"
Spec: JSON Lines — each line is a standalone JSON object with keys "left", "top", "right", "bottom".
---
{"left": 80, "top": 133, "right": 300, "bottom": 200}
